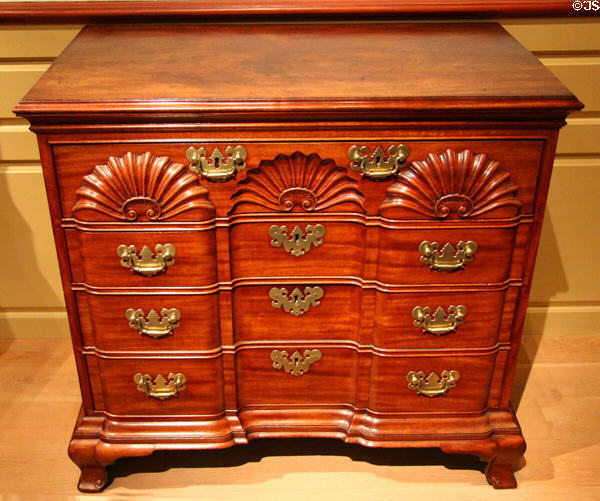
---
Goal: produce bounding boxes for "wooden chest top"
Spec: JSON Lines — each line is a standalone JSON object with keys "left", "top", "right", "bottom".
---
{"left": 15, "top": 23, "right": 581, "bottom": 122}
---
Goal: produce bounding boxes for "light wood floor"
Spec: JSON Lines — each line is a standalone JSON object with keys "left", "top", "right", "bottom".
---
{"left": 1, "top": 334, "right": 599, "bottom": 500}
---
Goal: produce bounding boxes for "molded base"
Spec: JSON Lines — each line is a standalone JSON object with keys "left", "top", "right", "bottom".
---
{"left": 68, "top": 406, "right": 526, "bottom": 492}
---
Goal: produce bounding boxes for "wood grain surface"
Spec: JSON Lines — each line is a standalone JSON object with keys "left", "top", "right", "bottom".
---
{"left": 0, "top": 1, "right": 578, "bottom": 24}
{"left": 14, "top": 24, "right": 582, "bottom": 121}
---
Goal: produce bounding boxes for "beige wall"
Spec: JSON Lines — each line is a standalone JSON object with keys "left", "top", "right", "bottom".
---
{"left": 1, "top": 20, "right": 599, "bottom": 338}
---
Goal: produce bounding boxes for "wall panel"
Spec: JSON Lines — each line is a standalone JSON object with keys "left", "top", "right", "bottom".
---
{"left": 0, "top": 63, "right": 48, "bottom": 118}
{"left": 0, "top": 165, "right": 64, "bottom": 310}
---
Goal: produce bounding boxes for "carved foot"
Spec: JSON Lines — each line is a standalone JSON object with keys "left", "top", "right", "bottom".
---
{"left": 69, "top": 436, "right": 155, "bottom": 492}
{"left": 440, "top": 433, "right": 526, "bottom": 489}
{"left": 485, "top": 435, "right": 526, "bottom": 489}
{"left": 68, "top": 439, "right": 109, "bottom": 492}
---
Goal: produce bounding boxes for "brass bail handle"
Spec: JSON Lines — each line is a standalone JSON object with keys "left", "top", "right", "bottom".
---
{"left": 134, "top": 372, "right": 187, "bottom": 400}
{"left": 407, "top": 370, "right": 460, "bottom": 397}
{"left": 348, "top": 144, "right": 410, "bottom": 180}
{"left": 126, "top": 308, "right": 181, "bottom": 338}
{"left": 412, "top": 305, "right": 467, "bottom": 336}
{"left": 419, "top": 240, "right": 478, "bottom": 272}
{"left": 117, "top": 243, "right": 176, "bottom": 277}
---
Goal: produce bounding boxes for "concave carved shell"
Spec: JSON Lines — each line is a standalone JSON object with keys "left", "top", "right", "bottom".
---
{"left": 230, "top": 152, "right": 365, "bottom": 214}
{"left": 380, "top": 149, "right": 521, "bottom": 219}
{"left": 72, "top": 152, "right": 214, "bottom": 221}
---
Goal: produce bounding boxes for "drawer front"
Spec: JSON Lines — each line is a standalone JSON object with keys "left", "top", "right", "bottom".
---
{"left": 373, "top": 289, "right": 510, "bottom": 349}
{"left": 71, "top": 230, "right": 217, "bottom": 288}
{"left": 232, "top": 284, "right": 362, "bottom": 343}
{"left": 93, "top": 356, "right": 225, "bottom": 416}
{"left": 377, "top": 227, "right": 518, "bottom": 285}
{"left": 52, "top": 139, "right": 543, "bottom": 219}
{"left": 368, "top": 353, "right": 496, "bottom": 413}
{"left": 78, "top": 293, "right": 220, "bottom": 352}
{"left": 235, "top": 346, "right": 359, "bottom": 407}
{"left": 230, "top": 220, "right": 366, "bottom": 278}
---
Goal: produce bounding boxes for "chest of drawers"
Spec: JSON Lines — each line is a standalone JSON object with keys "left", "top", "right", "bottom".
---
{"left": 16, "top": 22, "right": 581, "bottom": 491}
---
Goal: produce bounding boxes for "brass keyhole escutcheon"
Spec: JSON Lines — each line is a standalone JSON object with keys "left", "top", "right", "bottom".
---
{"left": 269, "top": 224, "right": 326, "bottom": 257}
{"left": 269, "top": 286, "right": 324, "bottom": 316}
{"left": 271, "top": 349, "right": 322, "bottom": 376}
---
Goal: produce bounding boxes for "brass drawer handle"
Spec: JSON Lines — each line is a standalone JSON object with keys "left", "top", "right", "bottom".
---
{"left": 134, "top": 372, "right": 187, "bottom": 400}
{"left": 126, "top": 308, "right": 181, "bottom": 339}
{"left": 186, "top": 145, "right": 247, "bottom": 182}
{"left": 269, "top": 286, "right": 324, "bottom": 316}
{"left": 412, "top": 305, "right": 467, "bottom": 336}
{"left": 407, "top": 370, "right": 460, "bottom": 397}
{"left": 348, "top": 144, "right": 410, "bottom": 180}
{"left": 271, "top": 349, "right": 322, "bottom": 376}
{"left": 419, "top": 240, "right": 478, "bottom": 272}
{"left": 269, "top": 224, "right": 326, "bottom": 257}
{"left": 116, "top": 243, "right": 176, "bottom": 277}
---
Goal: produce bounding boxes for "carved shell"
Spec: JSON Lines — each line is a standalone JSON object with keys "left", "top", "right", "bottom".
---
{"left": 73, "top": 152, "right": 214, "bottom": 221}
{"left": 380, "top": 149, "right": 521, "bottom": 219}
{"left": 230, "top": 151, "right": 365, "bottom": 214}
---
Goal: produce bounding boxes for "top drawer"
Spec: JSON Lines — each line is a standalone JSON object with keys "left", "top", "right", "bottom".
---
{"left": 51, "top": 139, "right": 544, "bottom": 221}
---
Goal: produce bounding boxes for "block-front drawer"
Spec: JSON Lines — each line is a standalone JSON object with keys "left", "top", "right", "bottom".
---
{"left": 368, "top": 352, "right": 497, "bottom": 414}
{"left": 377, "top": 226, "right": 519, "bottom": 285}
{"left": 77, "top": 293, "right": 221, "bottom": 352}
{"left": 235, "top": 346, "right": 359, "bottom": 407}
{"left": 373, "top": 288, "right": 517, "bottom": 350}
{"left": 229, "top": 219, "right": 366, "bottom": 279}
{"left": 90, "top": 355, "right": 225, "bottom": 416}
{"left": 231, "top": 284, "right": 362, "bottom": 343}
{"left": 68, "top": 229, "right": 217, "bottom": 288}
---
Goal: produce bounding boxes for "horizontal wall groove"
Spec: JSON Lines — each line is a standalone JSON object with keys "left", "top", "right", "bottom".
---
{"left": 534, "top": 50, "right": 600, "bottom": 58}
{"left": 538, "top": 53, "right": 600, "bottom": 62}
{"left": 0, "top": 57, "right": 53, "bottom": 65}
{"left": 0, "top": 61, "right": 50, "bottom": 71}
{"left": 0, "top": 307, "right": 66, "bottom": 314}
{"left": 568, "top": 111, "right": 600, "bottom": 119}
{"left": 554, "top": 153, "right": 600, "bottom": 160}
{"left": 528, "top": 301, "right": 600, "bottom": 309}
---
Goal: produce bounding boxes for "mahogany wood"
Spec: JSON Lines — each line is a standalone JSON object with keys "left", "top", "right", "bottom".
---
{"left": 90, "top": 355, "right": 225, "bottom": 416}
{"left": 51, "top": 139, "right": 544, "bottom": 218}
{"left": 368, "top": 351, "right": 497, "bottom": 413}
{"left": 377, "top": 226, "right": 519, "bottom": 285}
{"left": 15, "top": 23, "right": 582, "bottom": 492}
{"left": 72, "top": 229, "right": 218, "bottom": 288}
{"left": 373, "top": 288, "right": 514, "bottom": 349}
{"left": 229, "top": 221, "right": 366, "bottom": 278}
{"left": 0, "top": 1, "right": 576, "bottom": 25}
{"left": 77, "top": 292, "right": 221, "bottom": 352}
{"left": 15, "top": 24, "right": 580, "bottom": 123}
{"left": 232, "top": 285, "right": 363, "bottom": 343}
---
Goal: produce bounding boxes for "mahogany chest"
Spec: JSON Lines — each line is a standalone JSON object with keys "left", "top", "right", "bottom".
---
{"left": 15, "top": 23, "right": 582, "bottom": 491}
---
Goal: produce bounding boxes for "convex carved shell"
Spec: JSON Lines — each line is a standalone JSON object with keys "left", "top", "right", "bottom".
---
{"left": 73, "top": 152, "right": 214, "bottom": 221}
{"left": 380, "top": 149, "right": 521, "bottom": 219}
{"left": 230, "top": 151, "right": 365, "bottom": 214}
